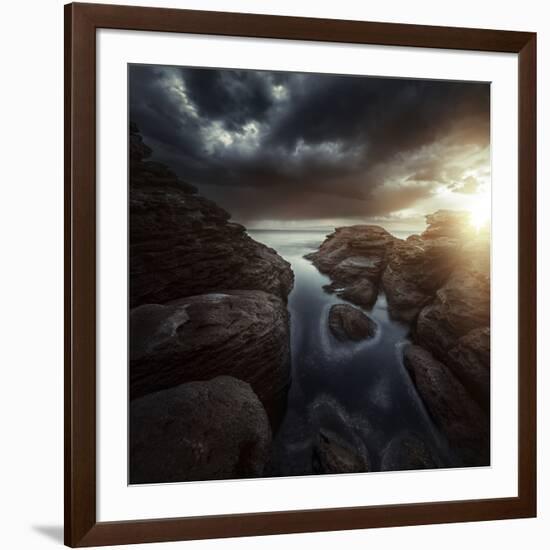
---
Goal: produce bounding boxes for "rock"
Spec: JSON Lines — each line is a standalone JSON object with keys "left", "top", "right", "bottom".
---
{"left": 404, "top": 345, "right": 489, "bottom": 466}
{"left": 305, "top": 225, "right": 395, "bottom": 283}
{"left": 337, "top": 278, "right": 378, "bottom": 309}
{"left": 380, "top": 432, "right": 440, "bottom": 471}
{"left": 129, "top": 290, "right": 291, "bottom": 419}
{"left": 129, "top": 126, "right": 293, "bottom": 308}
{"left": 416, "top": 268, "right": 490, "bottom": 360}
{"left": 382, "top": 237, "right": 462, "bottom": 322}
{"left": 382, "top": 264, "right": 432, "bottom": 322}
{"left": 130, "top": 376, "right": 271, "bottom": 483}
{"left": 447, "top": 327, "right": 490, "bottom": 410}
{"left": 312, "top": 429, "right": 369, "bottom": 474}
{"left": 328, "top": 304, "right": 377, "bottom": 342}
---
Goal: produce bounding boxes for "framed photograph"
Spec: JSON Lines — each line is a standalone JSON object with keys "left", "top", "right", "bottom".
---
{"left": 64, "top": 2, "right": 537, "bottom": 547}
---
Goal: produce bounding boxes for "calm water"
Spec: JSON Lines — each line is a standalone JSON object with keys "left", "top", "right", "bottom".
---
{"left": 249, "top": 229, "right": 452, "bottom": 475}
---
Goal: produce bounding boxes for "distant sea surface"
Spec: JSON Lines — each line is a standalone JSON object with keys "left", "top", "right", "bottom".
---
{"left": 248, "top": 229, "right": 452, "bottom": 476}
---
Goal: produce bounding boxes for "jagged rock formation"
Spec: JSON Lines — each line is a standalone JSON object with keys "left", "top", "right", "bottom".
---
{"left": 328, "top": 304, "right": 377, "bottom": 342}
{"left": 307, "top": 210, "right": 490, "bottom": 466}
{"left": 130, "top": 123, "right": 293, "bottom": 308}
{"left": 130, "top": 376, "right": 272, "bottom": 483}
{"left": 306, "top": 225, "right": 396, "bottom": 308}
{"left": 128, "top": 124, "right": 294, "bottom": 482}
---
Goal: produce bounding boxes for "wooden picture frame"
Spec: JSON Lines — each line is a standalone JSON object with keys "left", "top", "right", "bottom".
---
{"left": 64, "top": 2, "right": 537, "bottom": 546}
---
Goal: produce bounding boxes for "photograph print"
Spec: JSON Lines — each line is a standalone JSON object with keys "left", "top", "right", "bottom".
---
{"left": 128, "top": 64, "right": 491, "bottom": 484}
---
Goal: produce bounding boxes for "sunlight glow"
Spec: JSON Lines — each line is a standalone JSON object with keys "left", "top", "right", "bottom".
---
{"left": 468, "top": 196, "right": 491, "bottom": 232}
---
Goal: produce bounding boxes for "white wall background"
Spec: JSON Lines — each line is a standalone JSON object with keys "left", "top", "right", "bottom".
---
{"left": 0, "top": 0, "right": 547, "bottom": 548}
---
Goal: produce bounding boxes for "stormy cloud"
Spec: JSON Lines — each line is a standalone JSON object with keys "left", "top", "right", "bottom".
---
{"left": 129, "top": 64, "right": 490, "bottom": 228}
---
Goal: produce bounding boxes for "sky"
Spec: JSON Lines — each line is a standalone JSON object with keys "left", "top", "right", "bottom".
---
{"left": 129, "top": 64, "right": 490, "bottom": 231}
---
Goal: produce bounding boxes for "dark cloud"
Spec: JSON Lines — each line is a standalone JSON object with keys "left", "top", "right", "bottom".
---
{"left": 129, "top": 65, "right": 490, "bottom": 224}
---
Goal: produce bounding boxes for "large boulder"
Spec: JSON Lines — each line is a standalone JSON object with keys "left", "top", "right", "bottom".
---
{"left": 305, "top": 225, "right": 395, "bottom": 282}
{"left": 130, "top": 124, "right": 293, "bottom": 308}
{"left": 129, "top": 290, "right": 291, "bottom": 418}
{"left": 328, "top": 304, "right": 377, "bottom": 342}
{"left": 130, "top": 376, "right": 271, "bottom": 483}
{"left": 404, "top": 345, "right": 489, "bottom": 466}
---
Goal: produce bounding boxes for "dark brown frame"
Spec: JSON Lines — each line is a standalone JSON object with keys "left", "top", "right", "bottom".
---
{"left": 64, "top": 2, "right": 537, "bottom": 547}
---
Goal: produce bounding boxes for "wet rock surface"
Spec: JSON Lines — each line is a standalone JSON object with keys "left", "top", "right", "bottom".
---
{"left": 130, "top": 376, "right": 272, "bottom": 484}
{"left": 328, "top": 304, "right": 377, "bottom": 342}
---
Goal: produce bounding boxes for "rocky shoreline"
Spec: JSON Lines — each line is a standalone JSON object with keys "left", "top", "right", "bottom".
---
{"left": 306, "top": 211, "right": 490, "bottom": 466}
{"left": 129, "top": 124, "right": 294, "bottom": 483}
{"left": 129, "top": 122, "right": 490, "bottom": 480}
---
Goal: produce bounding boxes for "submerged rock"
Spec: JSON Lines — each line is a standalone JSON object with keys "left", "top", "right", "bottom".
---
{"left": 312, "top": 429, "right": 370, "bottom": 474}
{"left": 129, "top": 290, "right": 291, "bottom": 418}
{"left": 404, "top": 345, "right": 489, "bottom": 466}
{"left": 380, "top": 432, "right": 440, "bottom": 472}
{"left": 130, "top": 376, "right": 271, "bottom": 484}
{"left": 328, "top": 304, "right": 377, "bottom": 342}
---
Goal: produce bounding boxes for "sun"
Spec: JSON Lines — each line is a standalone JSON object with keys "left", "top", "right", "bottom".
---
{"left": 468, "top": 198, "right": 490, "bottom": 232}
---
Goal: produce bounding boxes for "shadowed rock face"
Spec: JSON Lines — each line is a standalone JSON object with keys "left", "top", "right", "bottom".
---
{"left": 130, "top": 124, "right": 293, "bottom": 308}
{"left": 130, "top": 376, "right": 272, "bottom": 484}
{"left": 404, "top": 345, "right": 489, "bottom": 467}
{"left": 128, "top": 125, "right": 294, "bottom": 482}
{"left": 129, "top": 290, "right": 291, "bottom": 413}
{"left": 328, "top": 304, "right": 377, "bottom": 342}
